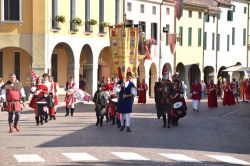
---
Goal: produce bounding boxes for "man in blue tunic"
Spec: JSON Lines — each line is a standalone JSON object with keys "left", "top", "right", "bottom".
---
{"left": 116, "top": 72, "right": 137, "bottom": 132}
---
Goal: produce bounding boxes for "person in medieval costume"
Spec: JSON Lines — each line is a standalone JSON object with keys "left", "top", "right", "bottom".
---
{"left": 222, "top": 79, "right": 236, "bottom": 106}
{"left": 49, "top": 76, "right": 59, "bottom": 120}
{"left": 191, "top": 78, "right": 202, "bottom": 112}
{"left": 154, "top": 77, "right": 162, "bottom": 116}
{"left": 1, "top": 73, "right": 26, "bottom": 133}
{"left": 115, "top": 72, "right": 137, "bottom": 132}
{"left": 157, "top": 71, "right": 175, "bottom": 128}
{"left": 138, "top": 79, "right": 148, "bottom": 104}
{"left": 29, "top": 77, "right": 49, "bottom": 126}
{"left": 206, "top": 79, "right": 218, "bottom": 108}
{"left": 64, "top": 76, "right": 76, "bottom": 116}
{"left": 105, "top": 77, "right": 117, "bottom": 125}
{"left": 42, "top": 73, "right": 53, "bottom": 122}
{"left": 172, "top": 79, "right": 187, "bottom": 126}
{"left": 92, "top": 83, "right": 109, "bottom": 126}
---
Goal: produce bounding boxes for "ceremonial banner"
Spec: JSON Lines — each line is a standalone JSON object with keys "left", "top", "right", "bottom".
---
{"left": 175, "top": 0, "right": 183, "bottom": 20}
{"left": 168, "top": 34, "right": 176, "bottom": 55}
{"left": 31, "top": 70, "right": 39, "bottom": 81}
{"left": 109, "top": 26, "right": 139, "bottom": 78}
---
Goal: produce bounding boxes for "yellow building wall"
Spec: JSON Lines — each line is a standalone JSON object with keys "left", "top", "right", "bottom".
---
{"left": 176, "top": 9, "right": 204, "bottom": 67}
{"left": 53, "top": 48, "right": 68, "bottom": 87}
{"left": 0, "top": 1, "right": 33, "bottom": 34}
{"left": 1, "top": 48, "right": 31, "bottom": 87}
{"left": 48, "top": 0, "right": 120, "bottom": 39}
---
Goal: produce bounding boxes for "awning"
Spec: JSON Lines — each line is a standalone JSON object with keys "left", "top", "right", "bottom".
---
{"left": 222, "top": 65, "right": 241, "bottom": 72}
{"left": 235, "top": 67, "right": 250, "bottom": 72}
{"left": 222, "top": 66, "right": 250, "bottom": 72}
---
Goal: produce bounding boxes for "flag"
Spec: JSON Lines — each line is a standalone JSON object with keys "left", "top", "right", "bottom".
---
{"left": 175, "top": 0, "right": 183, "bottom": 20}
{"left": 31, "top": 70, "right": 39, "bottom": 81}
{"left": 144, "top": 45, "right": 151, "bottom": 60}
{"left": 168, "top": 34, "right": 176, "bottom": 55}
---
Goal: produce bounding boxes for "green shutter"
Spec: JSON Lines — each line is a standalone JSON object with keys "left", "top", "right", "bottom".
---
{"left": 179, "top": 26, "right": 183, "bottom": 46}
{"left": 205, "top": 15, "right": 210, "bottom": 22}
{"left": 227, "top": 10, "right": 233, "bottom": 21}
{"left": 188, "top": 27, "right": 192, "bottom": 46}
{"left": 198, "top": 28, "right": 202, "bottom": 47}
{"left": 232, "top": 28, "right": 235, "bottom": 45}
{"left": 203, "top": 32, "right": 207, "bottom": 50}
{"left": 212, "top": 33, "right": 215, "bottom": 50}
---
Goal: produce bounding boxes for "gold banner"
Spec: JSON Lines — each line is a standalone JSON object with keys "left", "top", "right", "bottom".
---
{"left": 109, "top": 26, "right": 139, "bottom": 78}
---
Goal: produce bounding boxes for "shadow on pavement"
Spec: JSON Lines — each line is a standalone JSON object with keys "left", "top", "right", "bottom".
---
{"left": 35, "top": 102, "right": 250, "bottom": 155}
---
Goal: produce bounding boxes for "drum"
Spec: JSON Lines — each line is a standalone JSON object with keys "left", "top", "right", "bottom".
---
{"left": 100, "top": 107, "right": 107, "bottom": 115}
{"left": 111, "top": 98, "right": 118, "bottom": 106}
{"left": 36, "top": 101, "right": 48, "bottom": 116}
{"left": 173, "top": 102, "right": 186, "bottom": 118}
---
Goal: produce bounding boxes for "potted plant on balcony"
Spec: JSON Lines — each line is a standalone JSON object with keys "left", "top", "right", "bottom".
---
{"left": 54, "top": 15, "right": 65, "bottom": 29}
{"left": 72, "top": 17, "right": 82, "bottom": 32}
{"left": 100, "top": 21, "right": 110, "bottom": 34}
{"left": 85, "top": 19, "right": 97, "bottom": 32}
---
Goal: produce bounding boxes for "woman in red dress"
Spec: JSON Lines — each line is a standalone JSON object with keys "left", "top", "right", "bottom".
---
{"left": 222, "top": 80, "right": 236, "bottom": 106}
{"left": 207, "top": 79, "right": 218, "bottom": 108}
{"left": 138, "top": 79, "right": 148, "bottom": 104}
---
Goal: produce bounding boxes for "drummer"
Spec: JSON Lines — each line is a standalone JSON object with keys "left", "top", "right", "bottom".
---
{"left": 172, "top": 79, "right": 187, "bottom": 126}
{"left": 29, "top": 77, "right": 49, "bottom": 126}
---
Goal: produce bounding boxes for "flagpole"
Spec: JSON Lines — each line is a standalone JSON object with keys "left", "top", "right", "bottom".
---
{"left": 173, "top": 0, "right": 177, "bottom": 74}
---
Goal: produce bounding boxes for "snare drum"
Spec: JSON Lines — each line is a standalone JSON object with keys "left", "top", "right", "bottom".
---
{"left": 173, "top": 102, "right": 186, "bottom": 118}
{"left": 36, "top": 101, "right": 48, "bottom": 116}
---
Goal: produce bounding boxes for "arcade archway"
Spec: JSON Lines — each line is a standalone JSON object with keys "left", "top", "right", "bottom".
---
{"left": 188, "top": 64, "right": 201, "bottom": 85}
{"left": 204, "top": 66, "right": 214, "bottom": 84}
{"left": 51, "top": 42, "right": 75, "bottom": 87}
{"left": 149, "top": 63, "right": 157, "bottom": 97}
{"left": 79, "top": 44, "right": 93, "bottom": 94}
{"left": 176, "top": 62, "right": 185, "bottom": 82}
{"left": 97, "top": 47, "right": 113, "bottom": 81}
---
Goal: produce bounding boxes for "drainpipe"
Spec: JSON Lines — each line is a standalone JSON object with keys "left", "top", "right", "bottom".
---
{"left": 123, "top": 0, "right": 126, "bottom": 24}
{"left": 159, "top": 0, "right": 164, "bottom": 77}
{"left": 215, "top": 10, "right": 219, "bottom": 74}
{"left": 247, "top": 3, "right": 249, "bottom": 67}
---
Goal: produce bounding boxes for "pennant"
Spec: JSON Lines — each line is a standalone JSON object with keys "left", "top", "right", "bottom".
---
{"left": 168, "top": 34, "right": 176, "bottom": 55}
{"left": 144, "top": 45, "right": 151, "bottom": 60}
{"left": 31, "top": 70, "right": 39, "bottom": 81}
{"left": 117, "top": 67, "right": 123, "bottom": 80}
{"left": 175, "top": 0, "right": 183, "bottom": 20}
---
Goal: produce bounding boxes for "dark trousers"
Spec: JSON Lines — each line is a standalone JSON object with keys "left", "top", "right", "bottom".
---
{"left": 8, "top": 112, "right": 20, "bottom": 126}
{"left": 96, "top": 115, "right": 104, "bottom": 126}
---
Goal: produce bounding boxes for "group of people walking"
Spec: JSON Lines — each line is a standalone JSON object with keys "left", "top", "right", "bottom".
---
{"left": 154, "top": 73, "right": 187, "bottom": 128}
{"left": 1, "top": 69, "right": 249, "bottom": 134}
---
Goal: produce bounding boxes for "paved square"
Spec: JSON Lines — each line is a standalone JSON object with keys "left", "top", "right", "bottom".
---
{"left": 111, "top": 152, "right": 150, "bottom": 160}
{"left": 207, "top": 155, "right": 250, "bottom": 165}
{"left": 159, "top": 153, "right": 201, "bottom": 163}
{"left": 62, "top": 152, "right": 99, "bottom": 161}
{"left": 14, "top": 154, "right": 45, "bottom": 163}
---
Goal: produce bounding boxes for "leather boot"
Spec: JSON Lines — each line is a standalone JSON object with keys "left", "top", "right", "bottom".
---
{"left": 14, "top": 122, "right": 20, "bottom": 132}
{"left": 96, "top": 116, "right": 99, "bottom": 126}
{"left": 40, "top": 116, "right": 44, "bottom": 125}
{"left": 119, "top": 126, "right": 125, "bottom": 131}
{"left": 9, "top": 125, "right": 13, "bottom": 133}
{"left": 162, "top": 115, "right": 167, "bottom": 128}
{"left": 100, "top": 116, "right": 103, "bottom": 126}
{"left": 35, "top": 117, "right": 39, "bottom": 126}
{"left": 71, "top": 108, "right": 74, "bottom": 116}
{"left": 126, "top": 127, "right": 132, "bottom": 132}
{"left": 65, "top": 107, "right": 69, "bottom": 116}
{"left": 112, "top": 116, "right": 115, "bottom": 125}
